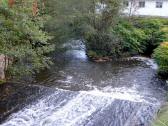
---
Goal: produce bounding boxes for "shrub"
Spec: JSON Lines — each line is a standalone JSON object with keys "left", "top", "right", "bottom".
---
{"left": 85, "top": 31, "right": 123, "bottom": 58}
{"left": 114, "top": 20, "right": 146, "bottom": 54}
{"left": 107, "top": 18, "right": 168, "bottom": 57}
{"left": 87, "top": 50, "right": 98, "bottom": 58}
{"left": 86, "top": 18, "right": 168, "bottom": 58}
{"left": 134, "top": 18, "right": 167, "bottom": 55}
{"left": 0, "top": 1, "right": 54, "bottom": 77}
{"left": 162, "top": 26, "right": 168, "bottom": 41}
{"left": 153, "top": 42, "right": 168, "bottom": 78}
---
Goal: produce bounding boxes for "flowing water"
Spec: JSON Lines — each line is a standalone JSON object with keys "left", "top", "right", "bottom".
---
{"left": 0, "top": 40, "right": 167, "bottom": 126}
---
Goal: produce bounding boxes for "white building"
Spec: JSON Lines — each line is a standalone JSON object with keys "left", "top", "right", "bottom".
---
{"left": 123, "top": 0, "right": 168, "bottom": 17}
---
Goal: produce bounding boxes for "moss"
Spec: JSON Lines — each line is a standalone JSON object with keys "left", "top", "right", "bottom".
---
{"left": 0, "top": 79, "right": 6, "bottom": 85}
{"left": 87, "top": 50, "right": 100, "bottom": 58}
{"left": 153, "top": 104, "right": 168, "bottom": 126}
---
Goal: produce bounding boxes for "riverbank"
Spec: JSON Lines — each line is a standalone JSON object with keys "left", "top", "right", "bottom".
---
{"left": 153, "top": 80, "right": 168, "bottom": 126}
{"left": 153, "top": 103, "right": 168, "bottom": 126}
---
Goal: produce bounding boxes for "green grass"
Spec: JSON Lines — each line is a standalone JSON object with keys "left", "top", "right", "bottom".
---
{"left": 153, "top": 104, "right": 168, "bottom": 126}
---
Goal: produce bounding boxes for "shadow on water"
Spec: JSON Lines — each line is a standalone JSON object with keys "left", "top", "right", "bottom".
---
{"left": 0, "top": 40, "right": 167, "bottom": 126}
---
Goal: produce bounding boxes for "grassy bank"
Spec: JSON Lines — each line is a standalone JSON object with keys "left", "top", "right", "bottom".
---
{"left": 153, "top": 42, "right": 168, "bottom": 126}
{"left": 153, "top": 103, "right": 168, "bottom": 126}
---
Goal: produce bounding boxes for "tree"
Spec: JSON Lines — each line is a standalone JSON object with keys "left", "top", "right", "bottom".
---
{"left": 0, "top": 0, "right": 54, "bottom": 79}
{"left": 83, "top": 0, "right": 123, "bottom": 57}
{"left": 127, "top": 0, "right": 139, "bottom": 17}
{"left": 45, "top": 0, "right": 123, "bottom": 58}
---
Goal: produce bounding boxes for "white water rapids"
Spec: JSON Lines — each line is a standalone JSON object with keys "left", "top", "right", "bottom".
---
{"left": 1, "top": 86, "right": 160, "bottom": 126}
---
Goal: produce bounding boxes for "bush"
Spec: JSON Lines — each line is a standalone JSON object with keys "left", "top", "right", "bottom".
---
{"left": 85, "top": 31, "right": 122, "bottom": 58}
{"left": 162, "top": 26, "right": 168, "bottom": 41}
{"left": 0, "top": 1, "right": 54, "bottom": 78}
{"left": 114, "top": 20, "right": 146, "bottom": 54}
{"left": 153, "top": 42, "right": 168, "bottom": 78}
{"left": 134, "top": 18, "right": 167, "bottom": 55}
{"left": 115, "top": 18, "right": 168, "bottom": 56}
{"left": 85, "top": 18, "right": 168, "bottom": 58}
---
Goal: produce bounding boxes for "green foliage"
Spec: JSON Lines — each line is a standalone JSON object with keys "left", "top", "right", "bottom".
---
{"left": 134, "top": 18, "right": 167, "bottom": 54}
{"left": 45, "top": 1, "right": 168, "bottom": 59}
{"left": 45, "top": 0, "right": 91, "bottom": 44}
{"left": 86, "top": 31, "right": 122, "bottom": 57}
{"left": 113, "top": 19, "right": 146, "bottom": 54}
{"left": 87, "top": 50, "right": 98, "bottom": 58}
{"left": 83, "top": 0, "right": 123, "bottom": 58}
{"left": 162, "top": 26, "right": 168, "bottom": 41}
{"left": 153, "top": 42, "right": 168, "bottom": 78}
{"left": 112, "top": 18, "right": 168, "bottom": 56}
{"left": 82, "top": 14, "right": 168, "bottom": 58}
{"left": 0, "top": 1, "right": 54, "bottom": 77}
{"left": 45, "top": 0, "right": 123, "bottom": 58}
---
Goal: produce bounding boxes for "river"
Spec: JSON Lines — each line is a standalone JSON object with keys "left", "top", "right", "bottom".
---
{"left": 0, "top": 40, "right": 167, "bottom": 126}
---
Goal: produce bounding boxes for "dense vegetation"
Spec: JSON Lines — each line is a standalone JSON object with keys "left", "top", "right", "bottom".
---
{"left": 1, "top": 0, "right": 168, "bottom": 80}
{"left": 45, "top": 0, "right": 168, "bottom": 59}
{"left": 45, "top": 0, "right": 123, "bottom": 58}
{"left": 127, "top": 18, "right": 167, "bottom": 53}
{"left": 153, "top": 42, "right": 168, "bottom": 78}
{"left": 0, "top": 0, "right": 54, "bottom": 78}
{"left": 87, "top": 17, "right": 168, "bottom": 58}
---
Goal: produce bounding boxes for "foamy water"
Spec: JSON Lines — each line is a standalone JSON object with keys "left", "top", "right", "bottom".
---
{"left": 130, "top": 57, "right": 158, "bottom": 70}
{"left": 1, "top": 86, "right": 160, "bottom": 126}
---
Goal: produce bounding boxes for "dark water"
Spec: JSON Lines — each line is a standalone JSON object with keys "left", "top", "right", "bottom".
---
{"left": 0, "top": 40, "right": 167, "bottom": 126}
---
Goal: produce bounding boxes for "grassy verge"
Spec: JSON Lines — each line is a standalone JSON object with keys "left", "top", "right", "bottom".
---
{"left": 153, "top": 103, "right": 168, "bottom": 126}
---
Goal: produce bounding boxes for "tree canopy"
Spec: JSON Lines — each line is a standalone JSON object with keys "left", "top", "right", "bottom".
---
{"left": 0, "top": 0, "right": 54, "bottom": 77}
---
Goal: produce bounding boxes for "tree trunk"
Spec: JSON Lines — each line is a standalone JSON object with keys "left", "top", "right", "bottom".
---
{"left": 0, "top": 54, "right": 6, "bottom": 80}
